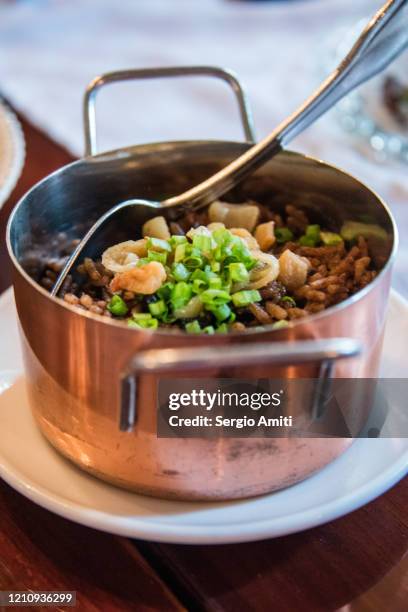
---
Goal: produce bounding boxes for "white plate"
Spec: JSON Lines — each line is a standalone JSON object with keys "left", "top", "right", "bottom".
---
{"left": 0, "top": 101, "right": 25, "bottom": 209}
{"left": 0, "top": 288, "right": 407, "bottom": 544}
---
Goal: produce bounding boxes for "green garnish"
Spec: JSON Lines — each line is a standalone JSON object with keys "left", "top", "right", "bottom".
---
{"left": 184, "top": 248, "right": 204, "bottom": 269}
{"left": 340, "top": 221, "right": 388, "bottom": 242}
{"left": 275, "top": 227, "right": 294, "bottom": 244}
{"left": 208, "top": 276, "right": 223, "bottom": 290}
{"left": 128, "top": 313, "right": 159, "bottom": 330}
{"left": 174, "top": 243, "right": 187, "bottom": 262}
{"left": 172, "top": 262, "right": 191, "bottom": 282}
{"left": 229, "top": 262, "right": 249, "bottom": 283}
{"left": 107, "top": 294, "right": 128, "bottom": 316}
{"left": 148, "top": 300, "right": 167, "bottom": 318}
{"left": 114, "top": 226, "right": 269, "bottom": 333}
{"left": 299, "top": 224, "right": 321, "bottom": 247}
{"left": 207, "top": 303, "right": 232, "bottom": 322}
{"left": 147, "top": 237, "right": 171, "bottom": 253}
{"left": 171, "top": 282, "right": 192, "bottom": 310}
{"left": 192, "top": 234, "right": 213, "bottom": 253}
{"left": 185, "top": 320, "right": 201, "bottom": 334}
{"left": 147, "top": 250, "right": 167, "bottom": 264}
{"left": 170, "top": 235, "right": 188, "bottom": 246}
{"left": 320, "top": 231, "right": 343, "bottom": 246}
{"left": 231, "top": 290, "right": 261, "bottom": 308}
{"left": 271, "top": 320, "right": 290, "bottom": 330}
{"left": 157, "top": 282, "right": 174, "bottom": 301}
{"left": 216, "top": 323, "right": 229, "bottom": 334}
{"left": 200, "top": 289, "right": 231, "bottom": 306}
{"left": 281, "top": 296, "right": 296, "bottom": 307}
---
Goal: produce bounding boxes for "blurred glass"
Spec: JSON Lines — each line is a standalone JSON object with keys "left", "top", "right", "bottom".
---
{"left": 322, "top": 17, "right": 408, "bottom": 165}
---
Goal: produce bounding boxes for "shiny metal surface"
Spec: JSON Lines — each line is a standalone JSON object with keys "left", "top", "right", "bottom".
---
{"left": 54, "top": 1, "right": 408, "bottom": 292}
{"left": 7, "top": 139, "right": 396, "bottom": 500}
{"left": 120, "top": 338, "right": 361, "bottom": 431}
{"left": 83, "top": 65, "right": 256, "bottom": 156}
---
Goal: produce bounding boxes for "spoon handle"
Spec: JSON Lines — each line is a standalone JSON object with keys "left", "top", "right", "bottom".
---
{"left": 163, "top": 0, "right": 408, "bottom": 211}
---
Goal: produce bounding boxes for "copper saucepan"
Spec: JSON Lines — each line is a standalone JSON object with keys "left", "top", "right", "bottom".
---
{"left": 6, "top": 69, "right": 397, "bottom": 500}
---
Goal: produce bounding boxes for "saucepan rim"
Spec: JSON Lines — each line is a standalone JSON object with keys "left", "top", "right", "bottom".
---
{"left": 6, "top": 141, "right": 398, "bottom": 339}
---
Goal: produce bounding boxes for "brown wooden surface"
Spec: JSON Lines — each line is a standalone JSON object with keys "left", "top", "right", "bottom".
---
{"left": 0, "top": 481, "right": 183, "bottom": 612}
{"left": 0, "top": 110, "right": 407, "bottom": 611}
{"left": 142, "top": 477, "right": 408, "bottom": 611}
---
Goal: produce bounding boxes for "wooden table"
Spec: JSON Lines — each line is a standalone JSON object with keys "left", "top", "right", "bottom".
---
{"left": 0, "top": 112, "right": 407, "bottom": 612}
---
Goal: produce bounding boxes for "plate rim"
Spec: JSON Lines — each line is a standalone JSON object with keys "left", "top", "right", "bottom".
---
{"left": 0, "top": 287, "right": 407, "bottom": 544}
{"left": 0, "top": 101, "right": 25, "bottom": 209}
{"left": 0, "top": 435, "right": 407, "bottom": 544}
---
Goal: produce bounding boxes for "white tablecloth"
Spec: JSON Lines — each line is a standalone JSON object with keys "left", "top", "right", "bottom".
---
{"left": 1, "top": 0, "right": 407, "bottom": 297}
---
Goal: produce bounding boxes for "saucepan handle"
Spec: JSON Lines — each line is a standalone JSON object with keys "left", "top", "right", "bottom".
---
{"left": 119, "top": 337, "right": 362, "bottom": 431}
{"left": 83, "top": 66, "right": 256, "bottom": 156}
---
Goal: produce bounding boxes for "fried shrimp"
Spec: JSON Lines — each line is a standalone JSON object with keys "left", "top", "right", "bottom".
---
{"left": 110, "top": 261, "right": 166, "bottom": 294}
{"left": 229, "top": 228, "right": 259, "bottom": 250}
{"left": 102, "top": 240, "right": 148, "bottom": 273}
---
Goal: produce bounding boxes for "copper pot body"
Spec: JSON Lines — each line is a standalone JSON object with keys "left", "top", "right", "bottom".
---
{"left": 7, "top": 142, "right": 396, "bottom": 500}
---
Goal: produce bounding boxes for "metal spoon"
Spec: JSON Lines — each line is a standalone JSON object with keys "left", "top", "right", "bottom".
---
{"left": 53, "top": 0, "right": 408, "bottom": 296}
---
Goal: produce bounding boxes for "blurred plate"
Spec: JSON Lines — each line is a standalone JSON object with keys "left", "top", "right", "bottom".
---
{"left": 0, "top": 101, "right": 25, "bottom": 209}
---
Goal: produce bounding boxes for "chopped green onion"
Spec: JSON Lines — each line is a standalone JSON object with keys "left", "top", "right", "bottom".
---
{"left": 306, "top": 224, "right": 320, "bottom": 236}
{"left": 230, "top": 242, "right": 256, "bottom": 269}
{"left": 229, "top": 262, "right": 249, "bottom": 283}
{"left": 107, "top": 294, "right": 128, "bottom": 316}
{"left": 147, "top": 249, "right": 167, "bottom": 264}
{"left": 275, "top": 227, "right": 294, "bottom": 244}
{"left": 136, "top": 319, "right": 159, "bottom": 330}
{"left": 340, "top": 221, "right": 388, "bottom": 242}
{"left": 213, "top": 246, "right": 225, "bottom": 262}
{"left": 212, "top": 227, "right": 233, "bottom": 246}
{"left": 147, "top": 237, "right": 171, "bottom": 253}
{"left": 231, "top": 289, "right": 261, "bottom": 308}
{"left": 200, "top": 289, "right": 231, "bottom": 306}
{"left": 192, "top": 279, "right": 207, "bottom": 294}
{"left": 216, "top": 323, "right": 228, "bottom": 334}
{"left": 203, "top": 325, "right": 215, "bottom": 335}
{"left": 185, "top": 320, "right": 201, "bottom": 334}
{"left": 128, "top": 315, "right": 159, "bottom": 330}
{"left": 299, "top": 224, "right": 321, "bottom": 247}
{"left": 191, "top": 268, "right": 212, "bottom": 282}
{"left": 227, "top": 311, "right": 236, "bottom": 324}
{"left": 184, "top": 248, "right": 204, "bottom": 269}
{"left": 320, "top": 231, "right": 343, "bottom": 246}
{"left": 174, "top": 244, "right": 187, "bottom": 262}
{"left": 271, "top": 320, "right": 290, "bottom": 330}
{"left": 208, "top": 276, "right": 223, "bottom": 290}
{"left": 148, "top": 300, "right": 167, "bottom": 318}
{"left": 299, "top": 236, "right": 315, "bottom": 246}
{"left": 192, "top": 234, "right": 213, "bottom": 253}
{"left": 157, "top": 282, "right": 174, "bottom": 301}
{"left": 132, "top": 313, "right": 155, "bottom": 320}
{"left": 207, "top": 303, "right": 231, "bottom": 322}
{"left": 171, "top": 282, "right": 192, "bottom": 310}
{"left": 170, "top": 235, "right": 188, "bottom": 246}
{"left": 281, "top": 296, "right": 296, "bottom": 307}
{"left": 127, "top": 319, "right": 140, "bottom": 328}
{"left": 172, "top": 262, "right": 190, "bottom": 282}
